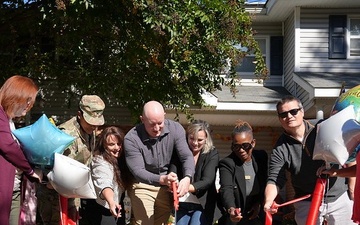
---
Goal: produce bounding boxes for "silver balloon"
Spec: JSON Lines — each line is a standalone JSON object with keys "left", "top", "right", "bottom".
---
{"left": 47, "top": 153, "right": 96, "bottom": 199}
{"left": 313, "top": 105, "right": 360, "bottom": 165}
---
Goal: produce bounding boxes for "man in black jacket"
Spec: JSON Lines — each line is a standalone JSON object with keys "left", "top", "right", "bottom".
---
{"left": 264, "top": 95, "right": 355, "bottom": 225}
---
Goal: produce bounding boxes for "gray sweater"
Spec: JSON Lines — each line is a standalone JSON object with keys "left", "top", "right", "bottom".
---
{"left": 124, "top": 119, "right": 195, "bottom": 186}
{"left": 91, "top": 155, "right": 124, "bottom": 209}
{"left": 267, "top": 120, "right": 348, "bottom": 203}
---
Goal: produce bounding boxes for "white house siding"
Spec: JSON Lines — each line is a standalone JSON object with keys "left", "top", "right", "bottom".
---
{"left": 252, "top": 22, "right": 282, "bottom": 36}
{"left": 299, "top": 8, "right": 360, "bottom": 73}
{"left": 294, "top": 81, "right": 312, "bottom": 111}
{"left": 283, "top": 9, "right": 296, "bottom": 93}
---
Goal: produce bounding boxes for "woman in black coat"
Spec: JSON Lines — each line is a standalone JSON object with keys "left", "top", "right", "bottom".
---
{"left": 170, "top": 120, "right": 219, "bottom": 225}
{"left": 218, "top": 120, "right": 268, "bottom": 225}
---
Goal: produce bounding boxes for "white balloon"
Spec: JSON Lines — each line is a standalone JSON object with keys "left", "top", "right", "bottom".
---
{"left": 313, "top": 105, "right": 360, "bottom": 165}
{"left": 47, "top": 153, "right": 96, "bottom": 199}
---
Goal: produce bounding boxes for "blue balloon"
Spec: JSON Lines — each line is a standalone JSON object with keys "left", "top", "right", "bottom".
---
{"left": 12, "top": 114, "right": 75, "bottom": 167}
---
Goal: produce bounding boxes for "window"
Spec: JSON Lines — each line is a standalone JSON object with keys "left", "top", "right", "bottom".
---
{"left": 234, "top": 37, "right": 269, "bottom": 75}
{"left": 349, "top": 18, "right": 360, "bottom": 57}
{"left": 329, "top": 15, "right": 347, "bottom": 59}
{"left": 329, "top": 15, "right": 360, "bottom": 59}
{"left": 234, "top": 37, "right": 283, "bottom": 75}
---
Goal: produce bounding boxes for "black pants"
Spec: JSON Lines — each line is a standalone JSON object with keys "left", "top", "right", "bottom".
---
{"left": 79, "top": 199, "right": 125, "bottom": 225}
{"left": 218, "top": 214, "right": 264, "bottom": 225}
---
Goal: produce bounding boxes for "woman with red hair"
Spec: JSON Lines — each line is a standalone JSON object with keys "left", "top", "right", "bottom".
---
{"left": 0, "top": 75, "right": 42, "bottom": 225}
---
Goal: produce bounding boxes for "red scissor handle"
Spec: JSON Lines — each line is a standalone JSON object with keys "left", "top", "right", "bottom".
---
{"left": 172, "top": 181, "right": 179, "bottom": 211}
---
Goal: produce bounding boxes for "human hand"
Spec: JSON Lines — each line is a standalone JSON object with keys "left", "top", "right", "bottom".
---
{"left": 228, "top": 207, "right": 242, "bottom": 222}
{"left": 177, "top": 176, "right": 191, "bottom": 197}
{"left": 160, "top": 172, "right": 178, "bottom": 187}
{"left": 29, "top": 169, "right": 42, "bottom": 183}
{"left": 316, "top": 165, "right": 337, "bottom": 177}
{"left": 109, "top": 202, "right": 122, "bottom": 218}
{"left": 263, "top": 201, "right": 278, "bottom": 214}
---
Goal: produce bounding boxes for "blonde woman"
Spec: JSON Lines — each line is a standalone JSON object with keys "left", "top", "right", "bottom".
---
{"left": 170, "top": 120, "right": 219, "bottom": 225}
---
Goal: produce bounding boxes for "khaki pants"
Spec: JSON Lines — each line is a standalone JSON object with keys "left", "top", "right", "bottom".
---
{"left": 128, "top": 182, "right": 172, "bottom": 225}
{"left": 10, "top": 191, "right": 21, "bottom": 225}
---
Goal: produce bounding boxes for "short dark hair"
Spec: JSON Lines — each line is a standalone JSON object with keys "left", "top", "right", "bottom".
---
{"left": 276, "top": 95, "right": 303, "bottom": 113}
{"left": 232, "top": 119, "right": 253, "bottom": 139}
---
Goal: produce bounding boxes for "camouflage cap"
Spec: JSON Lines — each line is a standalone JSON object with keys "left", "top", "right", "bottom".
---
{"left": 79, "top": 95, "right": 105, "bottom": 126}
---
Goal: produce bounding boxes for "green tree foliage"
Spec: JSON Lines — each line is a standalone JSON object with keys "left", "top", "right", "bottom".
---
{"left": 0, "top": 0, "right": 267, "bottom": 119}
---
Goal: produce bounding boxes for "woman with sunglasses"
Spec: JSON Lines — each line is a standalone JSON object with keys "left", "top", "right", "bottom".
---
{"left": 218, "top": 120, "right": 268, "bottom": 225}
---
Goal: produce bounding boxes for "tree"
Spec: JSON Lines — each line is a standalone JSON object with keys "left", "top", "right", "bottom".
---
{"left": 0, "top": 0, "right": 267, "bottom": 121}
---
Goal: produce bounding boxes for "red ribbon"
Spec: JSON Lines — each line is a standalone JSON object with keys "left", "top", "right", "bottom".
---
{"left": 59, "top": 195, "right": 76, "bottom": 225}
{"left": 273, "top": 194, "right": 311, "bottom": 209}
{"left": 265, "top": 211, "right": 273, "bottom": 225}
{"left": 265, "top": 194, "right": 311, "bottom": 225}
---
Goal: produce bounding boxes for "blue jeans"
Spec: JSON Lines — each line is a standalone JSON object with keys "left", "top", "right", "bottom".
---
{"left": 176, "top": 203, "right": 207, "bottom": 225}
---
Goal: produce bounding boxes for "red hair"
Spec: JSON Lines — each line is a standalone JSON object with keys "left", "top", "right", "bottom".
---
{"left": 0, "top": 75, "right": 38, "bottom": 118}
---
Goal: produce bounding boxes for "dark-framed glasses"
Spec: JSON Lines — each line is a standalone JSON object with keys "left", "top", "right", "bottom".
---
{"left": 232, "top": 142, "right": 253, "bottom": 151}
{"left": 278, "top": 108, "right": 302, "bottom": 118}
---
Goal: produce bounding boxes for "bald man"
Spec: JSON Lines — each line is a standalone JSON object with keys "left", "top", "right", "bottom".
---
{"left": 124, "top": 101, "right": 195, "bottom": 225}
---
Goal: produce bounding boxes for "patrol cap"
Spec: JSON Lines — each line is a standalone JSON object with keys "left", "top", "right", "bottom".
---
{"left": 79, "top": 95, "right": 105, "bottom": 126}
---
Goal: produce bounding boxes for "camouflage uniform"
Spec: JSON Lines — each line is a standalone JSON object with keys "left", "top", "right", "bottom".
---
{"left": 36, "top": 95, "right": 105, "bottom": 225}
{"left": 59, "top": 116, "right": 96, "bottom": 166}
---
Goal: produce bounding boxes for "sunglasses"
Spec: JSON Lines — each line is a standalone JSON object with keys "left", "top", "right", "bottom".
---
{"left": 232, "top": 142, "right": 253, "bottom": 151}
{"left": 278, "top": 108, "right": 302, "bottom": 118}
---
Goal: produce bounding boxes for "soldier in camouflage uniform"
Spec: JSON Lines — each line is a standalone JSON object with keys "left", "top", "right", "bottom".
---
{"left": 36, "top": 95, "right": 105, "bottom": 225}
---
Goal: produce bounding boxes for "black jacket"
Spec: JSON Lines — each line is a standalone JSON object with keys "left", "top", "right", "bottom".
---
{"left": 170, "top": 148, "right": 220, "bottom": 224}
{"left": 218, "top": 150, "right": 268, "bottom": 224}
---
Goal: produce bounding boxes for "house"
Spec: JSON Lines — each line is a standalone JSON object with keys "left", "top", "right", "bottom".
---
{"left": 30, "top": 0, "right": 360, "bottom": 159}
{"left": 166, "top": 0, "right": 360, "bottom": 157}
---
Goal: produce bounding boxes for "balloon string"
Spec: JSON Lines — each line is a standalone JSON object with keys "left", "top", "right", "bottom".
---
{"left": 323, "top": 175, "right": 330, "bottom": 213}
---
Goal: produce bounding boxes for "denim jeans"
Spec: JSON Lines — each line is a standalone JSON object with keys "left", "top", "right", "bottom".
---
{"left": 176, "top": 202, "right": 207, "bottom": 225}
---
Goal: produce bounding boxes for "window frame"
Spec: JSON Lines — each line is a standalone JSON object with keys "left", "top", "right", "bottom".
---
{"left": 234, "top": 36, "right": 270, "bottom": 76}
{"left": 347, "top": 15, "right": 360, "bottom": 59}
